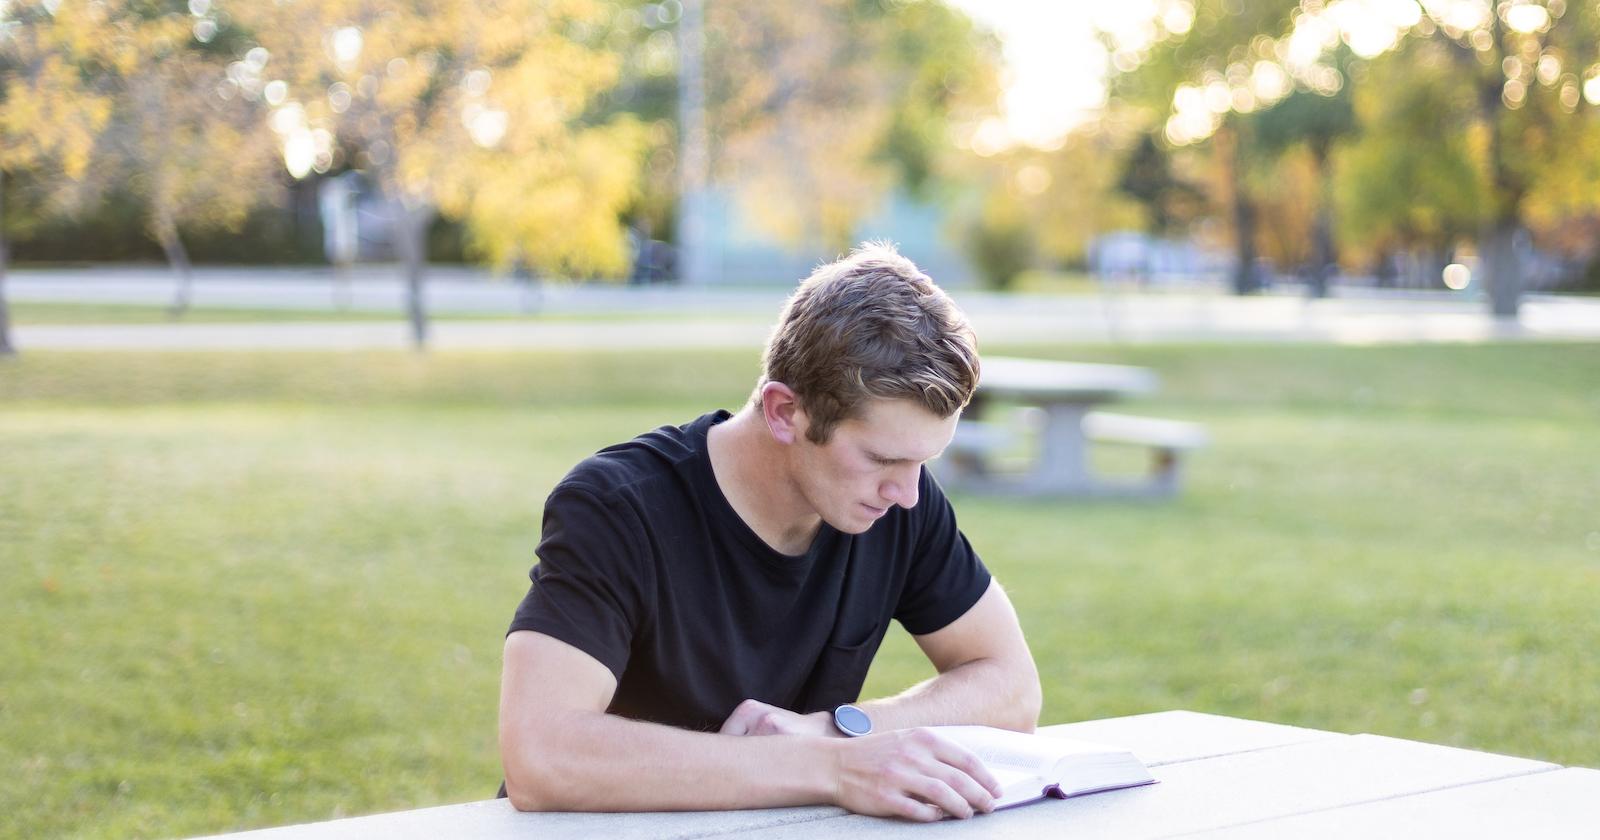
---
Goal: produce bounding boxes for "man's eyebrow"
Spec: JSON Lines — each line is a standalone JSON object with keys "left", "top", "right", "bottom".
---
{"left": 869, "top": 449, "right": 938, "bottom": 464}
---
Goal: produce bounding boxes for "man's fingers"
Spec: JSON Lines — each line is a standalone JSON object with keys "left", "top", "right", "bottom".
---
{"left": 720, "top": 699, "right": 777, "bottom": 736}
{"left": 890, "top": 797, "right": 944, "bottom": 823}
{"left": 928, "top": 735, "right": 1004, "bottom": 798}
{"left": 924, "top": 760, "right": 997, "bottom": 814}
{"left": 833, "top": 729, "right": 1008, "bottom": 822}
{"left": 905, "top": 800, "right": 945, "bottom": 823}
{"left": 904, "top": 775, "right": 974, "bottom": 820}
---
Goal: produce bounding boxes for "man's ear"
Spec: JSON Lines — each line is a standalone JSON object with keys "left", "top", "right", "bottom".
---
{"left": 759, "top": 381, "right": 806, "bottom": 446}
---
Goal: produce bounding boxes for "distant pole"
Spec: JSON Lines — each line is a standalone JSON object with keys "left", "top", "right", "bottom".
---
{"left": 676, "top": 0, "right": 718, "bottom": 285}
{"left": 0, "top": 169, "right": 14, "bottom": 356}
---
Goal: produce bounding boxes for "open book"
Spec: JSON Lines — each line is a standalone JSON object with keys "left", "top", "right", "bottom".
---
{"left": 933, "top": 725, "right": 1157, "bottom": 809}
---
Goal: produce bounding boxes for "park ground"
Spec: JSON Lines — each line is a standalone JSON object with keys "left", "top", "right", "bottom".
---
{"left": 8, "top": 266, "right": 1600, "bottom": 350}
{"left": 2, "top": 341, "right": 1599, "bottom": 838}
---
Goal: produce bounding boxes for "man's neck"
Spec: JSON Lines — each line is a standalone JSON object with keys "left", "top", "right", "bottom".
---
{"left": 707, "top": 409, "right": 822, "bottom": 557}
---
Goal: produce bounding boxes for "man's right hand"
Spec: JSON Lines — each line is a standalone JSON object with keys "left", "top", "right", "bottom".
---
{"left": 719, "top": 698, "right": 835, "bottom": 738}
{"left": 829, "top": 727, "right": 1003, "bottom": 822}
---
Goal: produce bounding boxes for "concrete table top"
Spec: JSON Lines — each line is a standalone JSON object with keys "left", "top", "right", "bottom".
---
{"left": 195, "top": 710, "right": 1591, "bottom": 839}
{"left": 976, "top": 357, "right": 1159, "bottom": 403}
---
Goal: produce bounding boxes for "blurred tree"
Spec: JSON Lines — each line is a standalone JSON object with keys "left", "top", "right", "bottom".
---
{"left": 871, "top": 0, "right": 1001, "bottom": 201}
{"left": 1333, "top": 41, "right": 1482, "bottom": 285}
{"left": 0, "top": 0, "right": 114, "bottom": 354}
{"left": 590, "top": 2, "right": 682, "bottom": 267}
{"left": 587, "top": 0, "right": 999, "bottom": 283}
{"left": 1501, "top": 2, "right": 1600, "bottom": 298}
{"left": 1117, "top": 132, "right": 1208, "bottom": 236}
{"left": 963, "top": 184, "right": 1036, "bottom": 290}
{"left": 1034, "top": 130, "right": 1151, "bottom": 270}
{"left": 1111, "top": 0, "right": 1600, "bottom": 314}
{"left": 959, "top": 127, "right": 1147, "bottom": 277}
{"left": 1423, "top": 0, "right": 1600, "bottom": 313}
{"left": 46, "top": 1, "right": 281, "bottom": 316}
{"left": 1102, "top": 0, "right": 1301, "bottom": 295}
{"left": 1253, "top": 84, "right": 1355, "bottom": 296}
{"left": 703, "top": 0, "right": 1000, "bottom": 253}
{"left": 243, "top": 0, "right": 645, "bottom": 347}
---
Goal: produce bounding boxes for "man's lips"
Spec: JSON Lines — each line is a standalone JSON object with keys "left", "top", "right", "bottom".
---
{"left": 861, "top": 503, "right": 888, "bottom": 518}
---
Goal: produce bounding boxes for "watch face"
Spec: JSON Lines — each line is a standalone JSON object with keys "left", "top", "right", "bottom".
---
{"left": 835, "top": 704, "right": 871, "bottom": 736}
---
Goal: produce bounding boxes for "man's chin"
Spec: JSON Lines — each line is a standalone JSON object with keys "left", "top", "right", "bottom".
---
{"left": 828, "top": 504, "right": 886, "bottom": 534}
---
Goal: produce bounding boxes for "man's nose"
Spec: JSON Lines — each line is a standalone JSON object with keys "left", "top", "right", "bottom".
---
{"left": 882, "top": 465, "right": 920, "bottom": 509}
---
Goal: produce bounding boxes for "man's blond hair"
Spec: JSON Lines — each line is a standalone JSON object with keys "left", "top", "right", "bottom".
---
{"left": 757, "top": 242, "right": 980, "bottom": 444}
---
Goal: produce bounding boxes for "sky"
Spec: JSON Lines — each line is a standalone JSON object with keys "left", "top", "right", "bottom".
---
{"left": 946, "top": 0, "right": 1117, "bottom": 148}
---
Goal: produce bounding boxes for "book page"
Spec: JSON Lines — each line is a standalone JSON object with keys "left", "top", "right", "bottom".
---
{"left": 932, "top": 725, "right": 1103, "bottom": 776}
{"left": 930, "top": 725, "right": 1154, "bottom": 808}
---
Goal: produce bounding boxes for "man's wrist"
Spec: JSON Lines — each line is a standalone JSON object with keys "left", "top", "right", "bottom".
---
{"left": 811, "top": 733, "right": 848, "bottom": 806}
{"left": 808, "top": 710, "right": 844, "bottom": 737}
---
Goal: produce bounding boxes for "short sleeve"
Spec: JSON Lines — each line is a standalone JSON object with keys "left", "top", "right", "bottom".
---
{"left": 893, "top": 467, "right": 992, "bottom": 636}
{"left": 507, "top": 483, "right": 652, "bottom": 681}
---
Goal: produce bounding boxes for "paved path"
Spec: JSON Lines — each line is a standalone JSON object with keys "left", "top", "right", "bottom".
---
{"left": 6, "top": 265, "right": 789, "bottom": 315}
{"left": 8, "top": 266, "right": 1600, "bottom": 349}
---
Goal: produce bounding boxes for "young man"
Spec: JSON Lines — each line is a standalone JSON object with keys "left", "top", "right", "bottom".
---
{"left": 499, "top": 243, "right": 1040, "bottom": 822}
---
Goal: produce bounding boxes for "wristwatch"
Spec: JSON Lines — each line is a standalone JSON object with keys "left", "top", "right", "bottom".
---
{"left": 832, "top": 703, "right": 872, "bottom": 737}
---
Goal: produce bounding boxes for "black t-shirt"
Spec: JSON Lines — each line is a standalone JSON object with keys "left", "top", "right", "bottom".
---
{"left": 506, "top": 409, "right": 991, "bottom": 731}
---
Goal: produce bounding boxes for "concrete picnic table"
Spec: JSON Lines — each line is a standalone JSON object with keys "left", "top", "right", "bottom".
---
{"left": 196, "top": 710, "right": 1599, "bottom": 839}
{"left": 936, "top": 356, "right": 1207, "bottom": 498}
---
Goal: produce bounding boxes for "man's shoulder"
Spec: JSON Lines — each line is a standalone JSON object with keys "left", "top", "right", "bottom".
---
{"left": 552, "top": 410, "right": 724, "bottom": 503}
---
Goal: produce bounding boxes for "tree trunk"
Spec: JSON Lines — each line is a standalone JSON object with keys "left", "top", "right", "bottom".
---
{"left": 1308, "top": 143, "right": 1336, "bottom": 299}
{"left": 393, "top": 198, "right": 432, "bottom": 349}
{"left": 1217, "top": 126, "right": 1260, "bottom": 295}
{"left": 1479, "top": 117, "right": 1523, "bottom": 317}
{"left": 1478, "top": 20, "right": 1522, "bottom": 319}
{"left": 156, "top": 211, "right": 195, "bottom": 318}
{"left": 1481, "top": 220, "right": 1520, "bottom": 317}
{"left": 0, "top": 169, "right": 15, "bottom": 357}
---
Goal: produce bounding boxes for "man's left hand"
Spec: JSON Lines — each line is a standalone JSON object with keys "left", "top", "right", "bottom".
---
{"left": 720, "top": 699, "right": 838, "bottom": 737}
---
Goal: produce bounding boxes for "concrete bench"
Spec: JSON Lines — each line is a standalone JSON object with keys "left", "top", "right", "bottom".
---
{"left": 932, "top": 356, "right": 1209, "bottom": 498}
{"left": 941, "top": 408, "right": 1207, "bottom": 498}
{"left": 1082, "top": 411, "right": 1209, "bottom": 496}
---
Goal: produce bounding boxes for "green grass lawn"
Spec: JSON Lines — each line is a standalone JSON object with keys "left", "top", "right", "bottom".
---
{"left": 3, "top": 344, "right": 1598, "bottom": 838}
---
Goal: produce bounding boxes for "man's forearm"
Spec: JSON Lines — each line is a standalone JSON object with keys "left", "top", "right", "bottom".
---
{"left": 858, "top": 656, "right": 1042, "bottom": 734}
{"left": 504, "top": 708, "right": 838, "bottom": 812}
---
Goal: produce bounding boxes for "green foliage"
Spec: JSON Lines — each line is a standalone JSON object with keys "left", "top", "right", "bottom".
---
{"left": 1117, "top": 133, "right": 1207, "bottom": 235}
{"left": 962, "top": 190, "right": 1036, "bottom": 290}
{"left": 3, "top": 343, "right": 1599, "bottom": 838}
{"left": 1103, "top": 0, "right": 1299, "bottom": 112}
{"left": 0, "top": 1, "right": 114, "bottom": 179}
{"left": 10, "top": 184, "right": 328, "bottom": 264}
{"left": 707, "top": 0, "right": 1001, "bottom": 249}
{"left": 1333, "top": 43, "right": 1483, "bottom": 255}
{"left": 1105, "top": 0, "right": 1600, "bottom": 299}
{"left": 48, "top": 1, "right": 280, "bottom": 245}
{"left": 871, "top": 0, "right": 1001, "bottom": 199}
{"left": 1251, "top": 87, "right": 1355, "bottom": 159}
{"left": 984, "top": 131, "right": 1147, "bottom": 268}
{"left": 237, "top": 0, "right": 646, "bottom": 279}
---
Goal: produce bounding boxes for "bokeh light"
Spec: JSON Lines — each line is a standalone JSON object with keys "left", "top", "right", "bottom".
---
{"left": 331, "top": 26, "right": 363, "bottom": 68}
